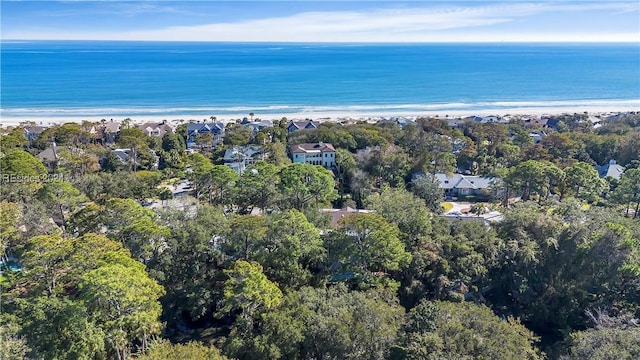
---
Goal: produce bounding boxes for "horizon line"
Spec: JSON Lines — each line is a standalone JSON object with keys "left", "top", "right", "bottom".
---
{"left": 2, "top": 39, "right": 639, "bottom": 44}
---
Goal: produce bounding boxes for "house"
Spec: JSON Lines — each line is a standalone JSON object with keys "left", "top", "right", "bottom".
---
{"left": 463, "top": 115, "right": 484, "bottom": 123}
{"left": 394, "top": 117, "right": 418, "bottom": 128}
{"left": 186, "top": 122, "right": 225, "bottom": 148}
{"left": 223, "top": 145, "right": 266, "bottom": 174}
{"left": 320, "top": 206, "right": 375, "bottom": 228}
{"left": 287, "top": 120, "right": 320, "bottom": 133}
{"left": 82, "top": 123, "right": 99, "bottom": 142}
{"left": 138, "top": 121, "right": 174, "bottom": 137}
{"left": 528, "top": 130, "right": 547, "bottom": 144}
{"left": 434, "top": 173, "right": 498, "bottom": 199}
{"left": 449, "top": 137, "right": 467, "bottom": 153}
{"left": 98, "top": 120, "right": 121, "bottom": 144}
{"left": 596, "top": 159, "right": 625, "bottom": 180}
{"left": 524, "top": 117, "right": 549, "bottom": 128}
{"left": 113, "top": 148, "right": 135, "bottom": 165}
{"left": 23, "top": 125, "right": 46, "bottom": 143}
{"left": 111, "top": 148, "right": 158, "bottom": 169}
{"left": 37, "top": 143, "right": 60, "bottom": 170}
{"left": 544, "top": 117, "right": 561, "bottom": 131}
{"left": 36, "top": 143, "right": 83, "bottom": 171}
{"left": 243, "top": 120, "right": 274, "bottom": 133}
{"left": 377, "top": 117, "right": 417, "bottom": 129}
{"left": 446, "top": 118, "right": 467, "bottom": 128}
{"left": 290, "top": 142, "right": 336, "bottom": 168}
{"left": 480, "top": 115, "right": 503, "bottom": 123}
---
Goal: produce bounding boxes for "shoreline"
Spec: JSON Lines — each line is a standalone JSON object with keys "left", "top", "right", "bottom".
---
{"left": 1, "top": 105, "right": 639, "bottom": 127}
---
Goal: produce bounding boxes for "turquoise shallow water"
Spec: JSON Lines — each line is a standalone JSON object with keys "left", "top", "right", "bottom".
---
{"left": 1, "top": 41, "right": 639, "bottom": 117}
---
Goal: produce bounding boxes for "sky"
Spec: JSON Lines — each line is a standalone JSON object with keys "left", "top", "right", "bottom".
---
{"left": 1, "top": 1, "right": 639, "bottom": 42}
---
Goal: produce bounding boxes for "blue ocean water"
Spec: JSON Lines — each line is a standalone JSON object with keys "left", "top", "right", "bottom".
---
{"left": 1, "top": 41, "right": 639, "bottom": 118}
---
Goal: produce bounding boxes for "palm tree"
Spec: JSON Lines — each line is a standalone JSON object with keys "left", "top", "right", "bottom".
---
{"left": 249, "top": 112, "right": 255, "bottom": 122}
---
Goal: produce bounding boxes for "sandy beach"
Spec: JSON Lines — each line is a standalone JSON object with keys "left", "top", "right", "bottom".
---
{"left": 2, "top": 104, "right": 639, "bottom": 127}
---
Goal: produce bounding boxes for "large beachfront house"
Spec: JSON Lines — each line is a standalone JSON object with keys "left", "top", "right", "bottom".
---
{"left": 138, "top": 121, "right": 175, "bottom": 137}
{"left": 434, "top": 173, "right": 498, "bottom": 199}
{"left": 186, "top": 122, "right": 225, "bottom": 148}
{"left": 287, "top": 120, "right": 320, "bottom": 133}
{"left": 290, "top": 142, "right": 336, "bottom": 168}
{"left": 243, "top": 120, "right": 274, "bottom": 133}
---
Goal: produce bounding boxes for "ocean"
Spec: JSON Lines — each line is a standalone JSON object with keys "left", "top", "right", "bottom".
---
{"left": 1, "top": 41, "right": 639, "bottom": 119}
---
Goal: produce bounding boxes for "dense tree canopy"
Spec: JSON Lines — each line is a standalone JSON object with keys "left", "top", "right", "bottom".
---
{"left": 3, "top": 113, "right": 640, "bottom": 359}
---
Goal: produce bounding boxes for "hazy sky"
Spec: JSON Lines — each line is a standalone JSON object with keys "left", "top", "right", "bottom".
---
{"left": 2, "top": 1, "right": 639, "bottom": 42}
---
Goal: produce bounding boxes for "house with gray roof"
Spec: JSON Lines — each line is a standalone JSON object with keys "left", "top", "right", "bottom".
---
{"left": 138, "top": 121, "right": 174, "bottom": 137}
{"left": 37, "top": 143, "right": 84, "bottom": 171}
{"left": 287, "top": 120, "right": 320, "bottom": 133}
{"left": 110, "top": 148, "right": 159, "bottom": 170}
{"left": 434, "top": 173, "right": 498, "bottom": 199}
{"left": 528, "top": 130, "right": 547, "bottom": 144}
{"left": 243, "top": 120, "right": 274, "bottom": 133}
{"left": 23, "top": 125, "right": 47, "bottom": 144}
{"left": 97, "top": 120, "right": 121, "bottom": 144}
{"left": 37, "top": 143, "right": 61, "bottom": 171}
{"left": 596, "top": 160, "right": 625, "bottom": 180}
{"left": 224, "top": 145, "right": 266, "bottom": 173}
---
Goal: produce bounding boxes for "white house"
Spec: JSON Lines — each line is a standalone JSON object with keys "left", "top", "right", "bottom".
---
{"left": 290, "top": 142, "right": 336, "bottom": 168}
{"left": 224, "top": 145, "right": 266, "bottom": 174}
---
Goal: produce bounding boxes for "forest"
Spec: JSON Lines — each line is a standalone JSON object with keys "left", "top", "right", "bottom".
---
{"left": 1, "top": 112, "right": 640, "bottom": 359}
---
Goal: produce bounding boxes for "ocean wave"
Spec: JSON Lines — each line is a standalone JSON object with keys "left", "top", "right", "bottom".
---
{"left": 1, "top": 99, "right": 639, "bottom": 118}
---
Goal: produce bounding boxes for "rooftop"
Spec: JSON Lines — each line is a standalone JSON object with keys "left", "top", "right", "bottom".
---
{"left": 291, "top": 142, "right": 336, "bottom": 153}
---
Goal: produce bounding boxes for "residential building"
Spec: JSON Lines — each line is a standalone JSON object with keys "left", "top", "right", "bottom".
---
{"left": 23, "top": 125, "right": 46, "bottom": 144}
{"left": 138, "top": 121, "right": 174, "bottom": 137}
{"left": 528, "top": 130, "right": 547, "bottom": 144}
{"left": 109, "top": 148, "right": 158, "bottom": 169}
{"left": 98, "top": 120, "right": 121, "bottom": 144}
{"left": 113, "top": 148, "right": 135, "bottom": 165}
{"left": 596, "top": 159, "right": 625, "bottom": 180}
{"left": 434, "top": 173, "right": 498, "bottom": 199}
{"left": 186, "top": 122, "right": 225, "bottom": 148}
{"left": 287, "top": 120, "right": 320, "bottom": 133}
{"left": 243, "top": 120, "right": 274, "bottom": 133}
{"left": 36, "top": 143, "right": 60, "bottom": 171}
{"left": 320, "top": 206, "right": 375, "bottom": 228}
{"left": 377, "top": 117, "right": 417, "bottom": 128}
{"left": 223, "top": 145, "right": 267, "bottom": 173}
{"left": 36, "top": 143, "right": 84, "bottom": 171}
{"left": 290, "top": 142, "right": 336, "bottom": 168}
